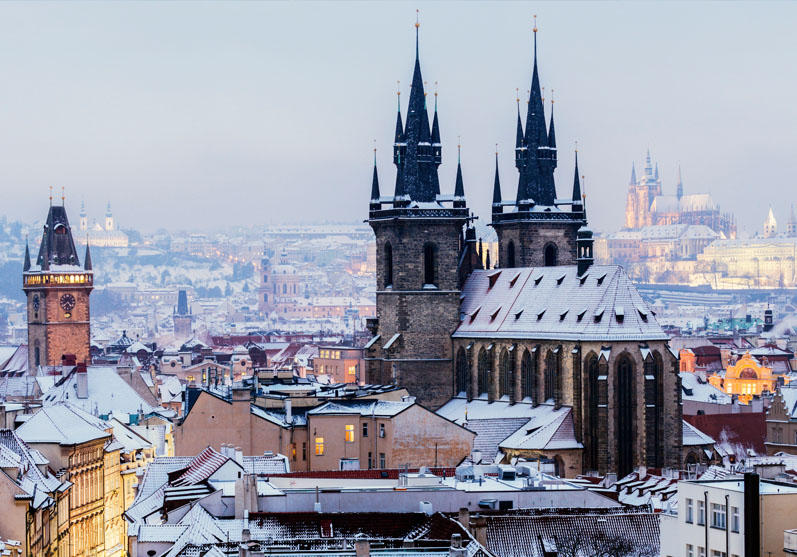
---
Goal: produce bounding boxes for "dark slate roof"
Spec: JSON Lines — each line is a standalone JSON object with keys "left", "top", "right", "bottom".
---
{"left": 454, "top": 265, "right": 668, "bottom": 341}
{"left": 466, "top": 417, "right": 529, "bottom": 463}
{"left": 480, "top": 508, "right": 659, "bottom": 557}
{"left": 36, "top": 205, "right": 80, "bottom": 268}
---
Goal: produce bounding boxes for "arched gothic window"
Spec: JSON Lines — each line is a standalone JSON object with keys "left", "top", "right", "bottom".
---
{"left": 507, "top": 241, "right": 516, "bottom": 268}
{"left": 544, "top": 350, "right": 557, "bottom": 402}
{"left": 617, "top": 355, "right": 635, "bottom": 477}
{"left": 521, "top": 349, "right": 534, "bottom": 401}
{"left": 586, "top": 355, "right": 600, "bottom": 471}
{"left": 499, "top": 349, "right": 514, "bottom": 400}
{"left": 477, "top": 348, "right": 490, "bottom": 395}
{"left": 544, "top": 243, "right": 558, "bottom": 267}
{"left": 455, "top": 348, "right": 470, "bottom": 396}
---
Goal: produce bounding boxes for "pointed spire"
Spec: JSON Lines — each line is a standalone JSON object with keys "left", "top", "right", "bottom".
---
{"left": 84, "top": 241, "right": 92, "bottom": 271}
{"left": 485, "top": 249, "right": 491, "bottom": 270}
{"left": 572, "top": 148, "right": 583, "bottom": 216}
{"left": 515, "top": 89, "right": 524, "bottom": 149}
{"left": 492, "top": 148, "right": 503, "bottom": 213}
{"left": 654, "top": 162, "right": 659, "bottom": 181}
{"left": 644, "top": 149, "right": 653, "bottom": 175}
{"left": 453, "top": 142, "right": 465, "bottom": 208}
{"left": 630, "top": 162, "right": 637, "bottom": 185}
{"left": 431, "top": 87, "right": 440, "bottom": 145}
{"left": 676, "top": 165, "right": 683, "bottom": 200}
{"left": 370, "top": 146, "right": 381, "bottom": 201}
{"left": 23, "top": 240, "right": 31, "bottom": 272}
{"left": 394, "top": 82, "right": 404, "bottom": 143}
{"left": 547, "top": 96, "right": 556, "bottom": 148}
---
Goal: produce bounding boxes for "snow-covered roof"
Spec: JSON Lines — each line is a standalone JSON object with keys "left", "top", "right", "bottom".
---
{"left": 16, "top": 403, "right": 111, "bottom": 445}
{"left": 499, "top": 406, "right": 582, "bottom": 451}
{"left": 307, "top": 400, "right": 413, "bottom": 417}
{"left": 679, "top": 372, "right": 731, "bottom": 404}
{"left": 41, "top": 366, "right": 158, "bottom": 418}
{"left": 454, "top": 265, "right": 667, "bottom": 341}
{"left": 682, "top": 420, "right": 716, "bottom": 447}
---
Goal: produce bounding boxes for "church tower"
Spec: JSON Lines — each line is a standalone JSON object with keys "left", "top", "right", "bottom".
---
{"left": 365, "top": 19, "right": 474, "bottom": 408}
{"left": 23, "top": 199, "right": 93, "bottom": 369}
{"left": 492, "top": 21, "right": 586, "bottom": 268}
{"left": 105, "top": 202, "right": 115, "bottom": 231}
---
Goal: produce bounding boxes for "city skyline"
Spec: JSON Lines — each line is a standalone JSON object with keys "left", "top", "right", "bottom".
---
{"left": 1, "top": 2, "right": 796, "bottom": 234}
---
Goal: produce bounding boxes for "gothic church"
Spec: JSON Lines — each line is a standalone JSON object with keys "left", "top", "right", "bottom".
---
{"left": 364, "top": 21, "right": 682, "bottom": 477}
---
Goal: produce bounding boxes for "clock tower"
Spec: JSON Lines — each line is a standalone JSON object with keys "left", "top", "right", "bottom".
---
{"left": 23, "top": 202, "right": 93, "bottom": 369}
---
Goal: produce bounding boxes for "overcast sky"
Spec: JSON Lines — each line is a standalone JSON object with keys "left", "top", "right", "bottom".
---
{"left": 1, "top": 2, "right": 796, "bottom": 235}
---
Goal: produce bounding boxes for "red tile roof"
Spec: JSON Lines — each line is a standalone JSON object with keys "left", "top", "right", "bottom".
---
{"left": 683, "top": 412, "right": 766, "bottom": 454}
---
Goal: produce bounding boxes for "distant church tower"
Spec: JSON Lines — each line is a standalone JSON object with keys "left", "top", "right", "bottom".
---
{"left": 257, "top": 247, "right": 273, "bottom": 314}
{"left": 787, "top": 205, "right": 797, "bottom": 238}
{"left": 763, "top": 206, "right": 777, "bottom": 238}
{"left": 79, "top": 200, "right": 88, "bottom": 232}
{"left": 23, "top": 198, "right": 93, "bottom": 368}
{"left": 173, "top": 289, "right": 193, "bottom": 339}
{"left": 491, "top": 22, "right": 586, "bottom": 268}
{"left": 105, "top": 202, "right": 115, "bottom": 231}
{"left": 364, "top": 20, "right": 476, "bottom": 408}
{"left": 624, "top": 150, "right": 661, "bottom": 230}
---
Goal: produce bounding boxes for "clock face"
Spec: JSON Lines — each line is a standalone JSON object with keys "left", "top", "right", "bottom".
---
{"left": 60, "top": 293, "right": 76, "bottom": 315}
{"left": 32, "top": 295, "right": 40, "bottom": 311}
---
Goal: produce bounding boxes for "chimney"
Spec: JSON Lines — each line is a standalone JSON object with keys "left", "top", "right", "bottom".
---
{"left": 76, "top": 363, "right": 88, "bottom": 399}
{"left": 468, "top": 514, "right": 487, "bottom": 547}
{"left": 744, "top": 473, "right": 760, "bottom": 557}
{"left": 457, "top": 508, "right": 470, "bottom": 528}
{"left": 235, "top": 446, "right": 243, "bottom": 465}
{"left": 448, "top": 533, "right": 466, "bottom": 557}
{"left": 284, "top": 398, "right": 292, "bottom": 424}
{"left": 355, "top": 540, "right": 370, "bottom": 557}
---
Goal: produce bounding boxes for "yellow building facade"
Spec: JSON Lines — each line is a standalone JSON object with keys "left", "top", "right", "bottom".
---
{"left": 709, "top": 352, "right": 777, "bottom": 403}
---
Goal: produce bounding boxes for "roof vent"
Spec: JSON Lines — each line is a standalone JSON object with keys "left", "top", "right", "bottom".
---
{"left": 514, "top": 309, "right": 524, "bottom": 320}
{"left": 594, "top": 308, "right": 605, "bottom": 322}
{"left": 615, "top": 306, "right": 625, "bottom": 323}
{"left": 469, "top": 306, "right": 481, "bottom": 322}
{"left": 577, "top": 307, "right": 588, "bottom": 321}
{"left": 537, "top": 309, "right": 546, "bottom": 321}
{"left": 509, "top": 272, "right": 521, "bottom": 288}
{"left": 560, "top": 310, "right": 569, "bottom": 321}
{"left": 490, "top": 307, "right": 501, "bottom": 321}
{"left": 487, "top": 271, "right": 502, "bottom": 290}
{"left": 556, "top": 273, "right": 566, "bottom": 285}
{"left": 579, "top": 273, "right": 589, "bottom": 285}
{"left": 534, "top": 275, "right": 544, "bottom": 286}
{"left": 596, "top": 273, "right": 607, "bottom": 286}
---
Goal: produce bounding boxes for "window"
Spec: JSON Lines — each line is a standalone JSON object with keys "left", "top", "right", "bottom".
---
{"left": 345, "top": 424, "right": 354, "bottom": 443}
{"left": 697, "top": 548, "right": 705, "bottom": 557}
{"left": 711, "top": 503, "right": 726, "bottom": 529}
{"left": 379, "top": 452, "right": 386, "bottom": 468}
{"left": 506, "top": 241, "right": 516, "bottom": 268}
{"left": 711, "top": 551, "right": 726, "bottom": 557}
{"left": 379, "top": 423, "right": 385, "bottom": 438}
{"left": 697, "top": 500, "right": 705, "bottom": 526}
{"left": 315, "top": 437, "right": 324, "bottom": 456}
{"left": 730, "top": 506, "right": 740, "bottom": 532}
{"left": 368, "top": 452, "right": 372, "bottom": 469}
{"left": 686, "top": 544, "right": 694, "bottom": 557}
{"left": 362, "top": 423, "right": 368, "bottom": 437}
{"left": 685, "top": 498, "right": 694, "bottom": 523}
{"left": 302, "top": 442, "right": 306, "bottom": 460}
{"left": 544, "top": 243, "right": 557, "bottom": 266}
{"left": 384, "top": 242, "right": 393, "bottom": 288}
{"left": 423, "top": 243, "right": 437, "bottom": 286}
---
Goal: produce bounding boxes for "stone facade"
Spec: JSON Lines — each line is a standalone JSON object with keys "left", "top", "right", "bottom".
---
{"left": 365, "top": 218, "right": 466, "bottom": 409}
{"left": 493, "top": 219, "right": 579, "bottom": 268}
{"left": 452, "top": 338, "right": 681, "bottom": 477}
{"left": 26, "top": 287, "right": 92, "bottom": 367}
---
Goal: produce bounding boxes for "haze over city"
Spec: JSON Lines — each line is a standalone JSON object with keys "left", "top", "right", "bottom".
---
{"left": 2, "top": 1, "right": 796, "bottom": 233}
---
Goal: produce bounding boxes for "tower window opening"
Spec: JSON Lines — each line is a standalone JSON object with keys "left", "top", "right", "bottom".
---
{"left": 544, "top": 243, "right": 558, "bottom": 267}
{"left": 423, "top": 242, "right": 437, "bottom": 286}
{"left": 384, "top": 242, "right": 393, "bottom": 288}
{"left": 507, "top": 241, "right": 516, "bottom": 268}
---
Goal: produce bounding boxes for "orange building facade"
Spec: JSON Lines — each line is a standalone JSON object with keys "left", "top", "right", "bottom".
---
{"left": 709, "top": 352, "right": 777, "bottom": 403}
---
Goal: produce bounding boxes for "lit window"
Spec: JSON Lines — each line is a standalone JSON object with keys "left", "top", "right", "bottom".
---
{"left": 345, "top": 424, "right": 354, "bottom": 443}
{"left": 315, "top": 437, "right": 324, "bottom": 455}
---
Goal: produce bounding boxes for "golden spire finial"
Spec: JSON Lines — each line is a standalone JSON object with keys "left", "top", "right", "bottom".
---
{"left": 551, "top": 89, "right": 554, "bottom": 104}
{"left": 516, "top": 88, "right": 520, "bottom": 104}
{"left": 415, "top": 8, "right": 420, "bottom": 29}
{"left": 527, "top": 89, "right": 530, "bottom": 104}
{"left": 424, "top": 80, "right": 428, "bottom": 97}
{"left": 541, "top": 86, "right": 545, "bottom": 103}
{"left": 61, "top": 186, "right": 65, "bottom": 205}
{"left": 495, "top": 142, "right": 499, "bottom": 156}
{"left": 49, "top": 186, "right": 53, "bottom": 206}
{"left": 434, "top": 81, "right": 438, "bottom": 97}
{"left": 575, "top": 139, "right": 578, "bottom": 153}
{"left": 533, "top": 14, "right": 538, "bottom": 34}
